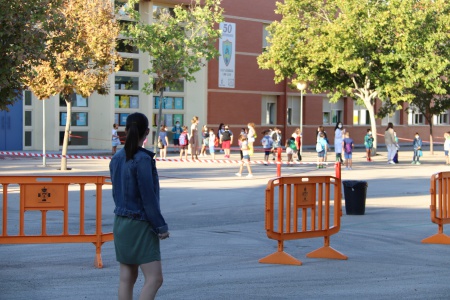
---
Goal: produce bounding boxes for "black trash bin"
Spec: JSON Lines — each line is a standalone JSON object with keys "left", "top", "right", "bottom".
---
{"left": 342, "top": 180, "right": 368, "bottom": 215}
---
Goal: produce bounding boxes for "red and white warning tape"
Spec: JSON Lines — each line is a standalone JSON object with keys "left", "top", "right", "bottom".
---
{"left": 0, "top": 151, "right": 336, "bottom": 165}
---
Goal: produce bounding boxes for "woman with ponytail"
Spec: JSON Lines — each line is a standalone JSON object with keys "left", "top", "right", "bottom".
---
{"left": 110, "top": 112, "right": 169, "bottom": 300}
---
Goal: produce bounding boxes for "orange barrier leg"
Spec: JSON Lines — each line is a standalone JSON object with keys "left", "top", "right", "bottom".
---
{"left": 94, "top": 242, "right": 104, "bottom": 268}
{"left": 422, "top": 225, "right": 450, "bottom": 244}
{"left": 259, "top": 240, "right": 302, "bottom": 266}
{"left": 306, "top": 236, "right": 348, "bottom": 260}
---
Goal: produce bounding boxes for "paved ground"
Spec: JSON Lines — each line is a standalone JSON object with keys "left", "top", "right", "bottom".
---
{"left": 1, "top": 147, "right": 450, "bottom": 299}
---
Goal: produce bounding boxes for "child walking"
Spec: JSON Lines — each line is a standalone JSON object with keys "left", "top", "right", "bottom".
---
{"left": 444, "top": 132, "right": 450, "bottom": 165}
{"left": 316, "top": 133, "right": 328, "bottom": 169}
{"left": 235, "top": 134, "right": 253, "bottom": 178}
{"left": 261, "top": 130, "right": 274, "bottom": 165}
{"left": 208, "top": 128, "right": 216, "bottom": 160}
{"left": 286, "top": 137, "right": 297, "bottom": 167}
{"left": 179, "top": 126, "right": 189, "bottom": 160}
{"left": 342, "top": 131, "right": 354, "bottom": 170}
{"left": 364, "top": 129, "right": 374, "bottom": 162}
{"left": 412, "top": 132, "right": 423, "bottom": 165}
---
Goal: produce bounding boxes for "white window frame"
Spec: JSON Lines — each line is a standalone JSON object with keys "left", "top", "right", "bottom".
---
{"left": 262, "top": 95, "right": 277, "bottom": 125}
{"left": 433, "top": 112, "right": 449, "bottom": 125}
{"left": 323, "top": 98, "right": 344, "bottom": 125}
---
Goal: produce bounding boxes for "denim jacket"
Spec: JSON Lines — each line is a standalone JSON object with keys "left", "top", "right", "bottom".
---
{"left": 109, "top": 148, "right": 168, "bottom": 234}
{"left": 412, "top": 138, "right": 422, "bottom": 150}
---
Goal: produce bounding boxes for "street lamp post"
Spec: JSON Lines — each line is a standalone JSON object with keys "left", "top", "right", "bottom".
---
{"left": 296, "top": 81, "right": 307, "bottom": 155}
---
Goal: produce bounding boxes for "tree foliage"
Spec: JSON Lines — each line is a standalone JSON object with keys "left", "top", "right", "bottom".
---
{"left": 124, "top": 0, "right": 223, "bottom": 151}
{"left": 125, "top": 0, "right": 223, "bottom": 93}
{"left": 0, "top": 0, "right": 64, "bottom": 110}
{"left": 23, "top": 0, "right": 122, "bottom": 170}
{"left": 258, "top": 0, "right": 450, "bottom": 151}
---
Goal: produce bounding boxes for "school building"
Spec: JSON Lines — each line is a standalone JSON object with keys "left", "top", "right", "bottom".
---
{"left": 1, "top": 0, "right": 448, "bottom": 152}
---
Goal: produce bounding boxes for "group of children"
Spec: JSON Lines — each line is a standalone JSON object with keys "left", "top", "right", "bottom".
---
{"left": 178, "top": 124, "right": 450, "bottom": 177}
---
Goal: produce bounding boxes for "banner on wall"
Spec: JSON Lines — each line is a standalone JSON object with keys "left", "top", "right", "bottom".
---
{"left": 219, "top": 22, "right": 236, "bottom": 88}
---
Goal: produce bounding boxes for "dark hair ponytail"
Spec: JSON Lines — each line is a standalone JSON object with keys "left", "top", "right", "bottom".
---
{"left": 124, "top": 113, "right": 149, "bottom": 161}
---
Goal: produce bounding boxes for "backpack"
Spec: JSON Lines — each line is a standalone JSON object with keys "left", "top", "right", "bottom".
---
{"left": 214, "top": 136, "right": 219, "bottom": 147}
{"left": 344, "top": 141, "right": 352, "bottom": 154}
{"left": 222, "top": 131, "right": 231, "bottom": 141}
{"left": 316, "top": 142, "right": 323, "bottom": 152}
{"left": 289, "top": 139, "right": 297, "bottom": 151}
{"left": 261, "top": 136, "right": 273, "bottom": 148}
{"left": 179, "top": 133, "right": 188, "bottom": 146}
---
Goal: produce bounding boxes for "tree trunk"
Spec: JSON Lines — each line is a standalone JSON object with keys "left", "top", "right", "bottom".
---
{"left": 429, "top": 123, "right": 434, "bottom": 155}
{"left": 61, "top": 97, "right": 72, "bottom": 170}
{"left": 363, "top": 96, "right": 378, "bottom": 155}
{"left": 153, "top": 89, "right": 165, "bottom": 153}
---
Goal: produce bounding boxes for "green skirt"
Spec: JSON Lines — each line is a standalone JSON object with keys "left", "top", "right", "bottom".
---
{"left": 113, "top": 215, "right": 161, "bottom": 265}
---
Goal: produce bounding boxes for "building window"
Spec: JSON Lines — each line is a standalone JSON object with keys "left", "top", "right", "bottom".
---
{"left": 59, "top": 94, "right": 88, "bottom": 107}
{"left": 262, "top": 24, "right": 270, "bottom": 52}
{"left": 115, "top": 0, "right": 139, "bottom": 16}
{"left": 154, "top": 97, "right": 184, "bottom": 110}
{"left": 261, "top": 96, "right": 277, "bottom": 125}
{"left": 332, "top": 110, "right": 342, "bottom": 124}
{"left": 287, "top": 96, "right": 300, "bottom": 126}
{"left": 115, "top": 76, "right": 139, "bottom": 90}
{"left": 435, "top": 113, "right": 449, "bottom": 125}
{"left": 153, "top": 80, "right": 184, "bottom": 92}
{"left": 382, "top": 110, "right": 400, "bottom": 125}
{"left": 24, "top": 91, "right": 32, "bottom": 106}
{"left": 153, "top": 5, "right": 175, "bottom": 20}
{"left": 353, "top": 106, "right": 370, "bottom": 125}
{"left": 60, "top": 112, "right": 88, "bottom": 126}
{"left": 152, "top": 114, "right": 184, "bottom": 127}
{"left": 323, "top": 98, "right": 344, "bottom": 125}
{"left": 407, "top": 106, "right": 424, "bottom": 125}
{"left": 59, "top": 131, "right": 88, "bottom": 146}
{"left": 24, "top": 111, "right": 32, "bottom": 126}
{"left": 414, "top": 113, "right": 424, "bottom": 125}
{"left": 119, "top": 58, "right": 139, "bottom": 72}
{"left": 25, "top": 131, "right": 32, "bottom": 147}
{"left": 267, "top": 103, "right": 276, "bottom": 125}
{"left": 115, "top": 95, "right": 139, "bottom": 108}
{"left": 116, "top": 39, "right": 139, "bottom": 54}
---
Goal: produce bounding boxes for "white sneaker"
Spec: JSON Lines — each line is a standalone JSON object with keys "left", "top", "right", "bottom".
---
{"left": 389, "top": 161, "right": 396, "bottom": 164}
{"left": 235, "top": 173, "right": 242, "bottom": 177}
{"left": 246, "top": 174, "right": 253, "bottom": 178}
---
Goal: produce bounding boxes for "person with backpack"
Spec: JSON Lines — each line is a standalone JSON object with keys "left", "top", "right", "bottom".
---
{"left": 364, "top": 129, "right": 374, "bottom": 162}
{"left": 316, "top": 132, "right": 328, "bottom": 169}
{"left": 342, "top": 131, "right": 354, "bottom": 170}
{"left": 285, "top": 136, "right": 297, "bottom": 167}
{"left": 271, "top": 127, "right": 282, "bottom": 160}
{"left": 178, "top": 126, "right": 189, "bottom": 160}
{"left": 261, "top": 129, "right": 274, "bottom": 165}
{"left": 200, "top": 125, "right": 209, "bottom": 157}
{"left": 220, "top": 125, "right": 233, "bottom": 158}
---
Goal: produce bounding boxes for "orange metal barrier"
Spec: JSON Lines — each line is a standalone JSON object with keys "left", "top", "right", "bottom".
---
{"left": 422, "top": 172, "right": 450, "bottom": 244}
{"left": 0, "top": 176, "right": 113, "bottom": 268}
{"left": 260, "top": 175, "right": 347, "bottom": 266}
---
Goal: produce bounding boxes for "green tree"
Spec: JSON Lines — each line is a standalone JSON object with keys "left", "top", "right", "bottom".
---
{"left": 124, "top": 0, "right": 223, "bottom": 152}
{"left": 23, "top": 0, "right": 121, "bottom": 170}
{"left": 258, "top": 0, "right": 450, "bottom": 153}
{"left": 0, "top": 0, "right": 64, "bottom": 110}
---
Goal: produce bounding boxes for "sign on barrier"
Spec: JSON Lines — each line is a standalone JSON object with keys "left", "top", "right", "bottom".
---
{"left": 260, "top": 175, "right": 347, "bottom": 266}
{"left": 0, "top": 176, "right": 113, "bottom": 268}
{"left": 422, "top": 172, "right": 450, "bottom": 244}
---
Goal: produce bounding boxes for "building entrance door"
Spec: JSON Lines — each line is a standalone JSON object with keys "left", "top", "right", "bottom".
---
{"left": 0, "top": 100, "right": 23, "bottom": 150}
